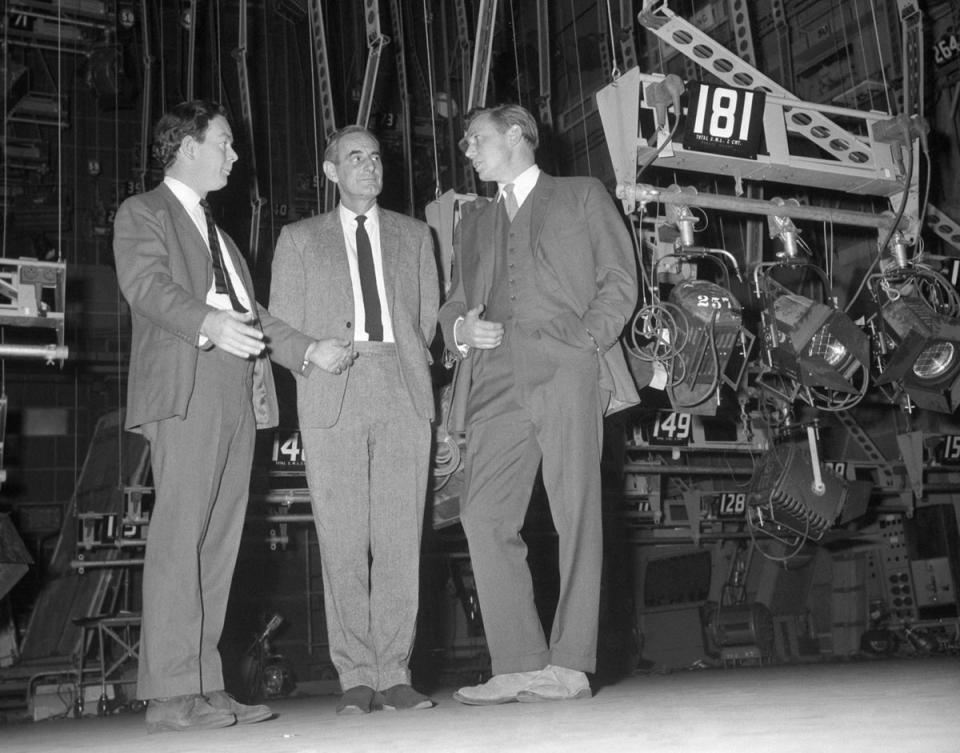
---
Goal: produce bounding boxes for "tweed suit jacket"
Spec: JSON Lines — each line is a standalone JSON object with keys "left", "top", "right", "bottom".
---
{"left": 438, "top": 172, "right": 641, "bottom": 417}
{"left": 113, "top": 182, "right": 314, "bottom": 432}
{"left": 269, "top": 206, "right": 439, "bottom": 429}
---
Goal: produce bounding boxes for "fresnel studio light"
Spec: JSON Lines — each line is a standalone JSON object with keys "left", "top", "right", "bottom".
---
{"left": 746, "top": 420, "right": 872, "bottom": 551}
{"left": 753, "top": 207, "right": 870, "bottom": 412}
{"left": 869, "top": 241, "right": 960, "bottom": 414}
{"left": 628, "top": 196, "right": 752, "bottom": 414}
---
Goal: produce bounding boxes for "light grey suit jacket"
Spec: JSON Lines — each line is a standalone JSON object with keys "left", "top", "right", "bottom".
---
{"left": 269, "top": 206, "right": 439, "bottom": 428}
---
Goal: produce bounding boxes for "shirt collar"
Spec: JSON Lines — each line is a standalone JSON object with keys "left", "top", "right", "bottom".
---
{"left": 498, "top": 164, "right": 540, "bottom": 206}
{"left": 164, "top": 176, "right": 203, "bottom": 212}
{"left": 338, "top": 203, "right": 380, "bottom": 225}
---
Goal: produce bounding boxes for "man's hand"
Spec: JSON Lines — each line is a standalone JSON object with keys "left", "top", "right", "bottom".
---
{"left": 201, "top": 310, "right": 266, "bottom": 358}
{"left": 457, "top": 304, "right": 504, "bottom": 350}
{"left": 307, "top": 338, "right": 357, "bottom": 375}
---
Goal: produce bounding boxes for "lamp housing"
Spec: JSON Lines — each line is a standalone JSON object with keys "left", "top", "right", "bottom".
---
{"left": 665, "top": 279, "right": 745, "bottom": 414}
{"left": 877, "top": 296, "right": 960, "bottom": 413}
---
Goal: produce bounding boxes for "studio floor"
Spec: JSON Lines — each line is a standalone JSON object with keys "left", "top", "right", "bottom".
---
{"left": 2, "top": 657, "right": 958, "bottom": 753}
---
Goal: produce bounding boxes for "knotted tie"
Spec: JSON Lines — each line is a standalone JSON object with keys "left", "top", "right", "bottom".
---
{"left": 355, "top": 215, "right": 383, "bottom": 341}
{"left": 199, "top": 199, "right": 246, "bottom": 313}
{"left": 502, "top": 183, "right": 519, "bottom": 221}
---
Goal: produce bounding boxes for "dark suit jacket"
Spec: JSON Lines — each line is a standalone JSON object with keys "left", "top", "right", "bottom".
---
{"left": 438, "top": 172, "right": 641, "bottom": 417}
{"left": 113, "top": 182, "right": 313, "bottom": 432}
{"left": 269, "top": 206, "right": 439, "bottom": 428}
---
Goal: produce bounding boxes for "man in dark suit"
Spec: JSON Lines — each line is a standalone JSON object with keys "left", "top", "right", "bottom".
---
{"left": 113, "top": 101, "right": 348, "bottom": 732}
{"left": 438, "top": 104, "right": 639, "bottom": 705}
{"left": 269, "top": 125, "right": 438, "bottom": 715}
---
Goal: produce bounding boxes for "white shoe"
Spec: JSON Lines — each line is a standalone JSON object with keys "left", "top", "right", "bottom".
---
{"left": 517, "top": 665, "right": 592, "bottom": 702}
{"left": 453, "top": 670, "right": 541, "bottom": 705}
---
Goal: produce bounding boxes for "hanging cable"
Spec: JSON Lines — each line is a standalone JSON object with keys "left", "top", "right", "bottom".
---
{"left": 306, "top": 5, "right": 322, "bottom": 210}
{"left": 421, "top": 0, "right": 442, "bottom": 198}
{"left": 57, "top": 2, "right": 63, "bottom": 262}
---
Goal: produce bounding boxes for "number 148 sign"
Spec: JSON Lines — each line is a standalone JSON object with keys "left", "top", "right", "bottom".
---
{"left": 681, "top": 82, "right": 766, "bottom": 160}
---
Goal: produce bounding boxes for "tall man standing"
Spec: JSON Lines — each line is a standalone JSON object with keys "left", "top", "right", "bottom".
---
{"left": 270, "top": 125, "right": 439, "bottom": 715}
{"left": 439, "top": 104, "right": 639, "bottom": 705}
{"left": 113, "top": 100, "right": 347, "bottom": 732}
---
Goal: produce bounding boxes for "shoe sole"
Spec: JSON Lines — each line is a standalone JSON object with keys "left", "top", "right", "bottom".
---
{"left": 336, "top": 704, "right": 372, "bottom": 715}
{"left": 235, "top": 710, "right": 274, "bottom": 724}
{"left": 452, "top": 692, "right": 519, "bottom": 706}
{"left": 381, "top": 700, "right": 436, "bottom": 711}
{"left": 516, "top": 688, "right": 592, "bottom": 703}
{"left": 146, "top": 716, "right": 237, "bottom": 733}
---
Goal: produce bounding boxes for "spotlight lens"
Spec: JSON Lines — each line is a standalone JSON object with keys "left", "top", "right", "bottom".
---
{"left": 913, "top": 342, "right": 956, "bottom": 379}
{"left": 808, "top": 330, "right": 848, "bottom": 366}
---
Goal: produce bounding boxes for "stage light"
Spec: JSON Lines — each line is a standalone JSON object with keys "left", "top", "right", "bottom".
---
{"left": 662, "top": 279, "right": 749, "bottom": 414}
{"left": 757, "top": 275, "right": 870, "bottom": 411}
{"left": 875, "top": 295, "right": 960, "bottom": 413}
{"left": 746, "top": 426, "right": 872, "bottom": 550}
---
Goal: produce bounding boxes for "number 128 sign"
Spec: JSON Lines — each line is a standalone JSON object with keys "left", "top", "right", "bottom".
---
{"left": 681, "top": 82, "right": 766, "bottom": 159}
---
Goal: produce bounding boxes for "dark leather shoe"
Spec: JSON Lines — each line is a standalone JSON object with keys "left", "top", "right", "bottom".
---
{"left": 145, "top": 694, "right": 236, "bottom": 733}
{"left": 205, "top": 690, "right": 273, "bottom": 724}
{"left": 336, "top": 685, "right": 375, "bottom": 715}
{"left": 375, "top": 684, "right": 435, "bottom": 711}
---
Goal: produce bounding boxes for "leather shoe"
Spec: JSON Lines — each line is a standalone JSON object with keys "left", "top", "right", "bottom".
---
{"left": 336, "top": 685, "right": 375, "bottom": 715}
{"left": 145, "top": 694, "right": 236, "bottom": 733}
{"left": 517, "top": 665, "right": 592, "bottom": 702}
{"left": 453, "top": 670, "right": 541, "bottom": 705}
{"left": 375, "top": 684, "right": 435, "bottom": 710}
{"left": 205, "top": 690, "right": 273, "bottom": 724}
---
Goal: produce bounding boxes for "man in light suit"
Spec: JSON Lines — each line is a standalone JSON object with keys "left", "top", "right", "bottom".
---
{"left": 113, "top": 100, "right": 347, "bottom": 732}
{"left": 269, "top": 125, "right": 439, "bottom": 715}
{"left": 439, "top": 104, "right": 639, "bottom": 705}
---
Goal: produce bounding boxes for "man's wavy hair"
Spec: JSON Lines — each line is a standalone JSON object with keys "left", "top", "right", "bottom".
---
{"left": 323, "top": 124, "right": 379, "bottom": 163}
{"left": 152, "top": 100, "right": 229, "bottom": 169}
{"left": 464, "top": 103, "right": 539, "bottom": 150}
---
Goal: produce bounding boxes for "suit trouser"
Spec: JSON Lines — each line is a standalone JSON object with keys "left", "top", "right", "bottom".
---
{"left": 460, "top": 324, "right": 604, "bottom": 675}
{"left": 301, "top": 342, "right": 430, "bottom": 691}
{"left": 137, "top": 347, "right": 255, "bottom": 700}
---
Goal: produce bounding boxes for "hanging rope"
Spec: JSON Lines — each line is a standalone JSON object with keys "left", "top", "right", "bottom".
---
{"left": 867, "top": 0, "right": 893, "bottom": 114}
{"left": 568, "top": 0, "right": 592, "bottom": 175}
{"left": 421, "top": 0, "right": 442, "bottom": 199}
{"left": 263, "top": 1, "right": 276, "bottom": 242}
{"left": 506, "top": 0, "right": 523, "bottom": 109}
{"left": 836, "top": 0, "right": 857, "bottom": 108}
{"left": 603, "top": 0, "right": 620, "bottom": 80}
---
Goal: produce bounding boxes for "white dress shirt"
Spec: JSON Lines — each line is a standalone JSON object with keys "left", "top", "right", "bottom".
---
{"left": 338, "top": 203, "right": 394, "bottom": 343}
{"left": 164, "top": 176, "right": 252, "bottom": 314}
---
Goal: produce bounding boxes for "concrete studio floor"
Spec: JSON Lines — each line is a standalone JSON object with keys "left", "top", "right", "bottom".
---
{"left": 2, "top": 657, "right": 958, "bottom": 753}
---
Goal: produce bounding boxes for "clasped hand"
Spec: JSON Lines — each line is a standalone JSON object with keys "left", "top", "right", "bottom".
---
{"left": 307, "top": 338, "right": 357, "bottom": 375}
{"left": 201, "top": 310, "right": 265, "bottom": 359}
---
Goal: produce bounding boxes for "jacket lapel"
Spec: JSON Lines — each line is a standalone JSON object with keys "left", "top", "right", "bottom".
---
{"left": 379, "top": 210, "right": 398, "bottom": 318}
{"left": 528, "top": 172, "right": 554, "bottom": 255}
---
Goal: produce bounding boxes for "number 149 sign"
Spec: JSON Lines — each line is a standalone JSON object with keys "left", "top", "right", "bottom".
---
{"left": 681, "top": 81, "right": 766, "bottom": 160}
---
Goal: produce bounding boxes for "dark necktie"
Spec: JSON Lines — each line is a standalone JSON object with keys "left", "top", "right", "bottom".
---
{"left": 502, "top": 183, "right": 519, "bottom": 221}
{"left": 200, "top": 199, "right": 246, "bottom": 313}
{"left": 355, "top": 215, "right": 383, "bottom": 341}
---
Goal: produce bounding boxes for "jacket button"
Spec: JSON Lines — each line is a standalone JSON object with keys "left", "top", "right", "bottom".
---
{"left": 345, "top": 321, "right": 352, "bottom": 329}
